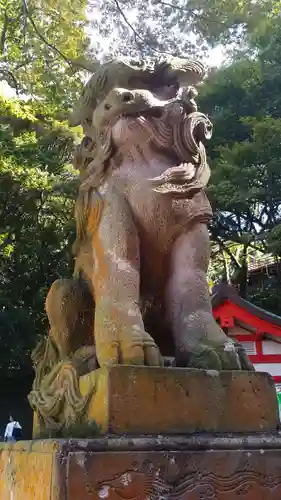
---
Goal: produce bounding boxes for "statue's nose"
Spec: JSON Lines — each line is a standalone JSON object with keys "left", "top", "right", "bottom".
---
{"left": 109, "top": 88, "right": 135, "bottom": 105}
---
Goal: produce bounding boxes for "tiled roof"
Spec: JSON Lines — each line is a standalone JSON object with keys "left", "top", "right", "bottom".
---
{"left": 211, "top": 283, "right": 281, "bottom": 328}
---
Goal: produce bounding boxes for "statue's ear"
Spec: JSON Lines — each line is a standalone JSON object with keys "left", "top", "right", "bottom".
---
{"left": 70, "top": 57, "right": 101, "bottom": 73}
{"left": 68, "top": 60, "right": 101, "bottom": 127}
{"left": 69, "top": 109, "right": 81, "bottom": 127}
{"left": 169, "top": 58, "right": 206, "bottom": 86}
{"left": 69, "top": 105, "right": 94, "bottom": 127}
{"left": 69, "top": 84, "right": 96, "bottom": 127}
{"left": 69, "top": 61, "right": 106, "bottom": 127}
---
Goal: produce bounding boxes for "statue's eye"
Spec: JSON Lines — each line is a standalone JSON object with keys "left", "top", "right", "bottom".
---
{"left": 104, "top": 103, "right": 111, "bottom": 110}
{"left": 122, "top": 92, "right": 133, "bottom": 103}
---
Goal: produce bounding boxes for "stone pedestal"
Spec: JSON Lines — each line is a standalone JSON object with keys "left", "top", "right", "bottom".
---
{"left": 2, "top": 367, "right": 280, "bottom": 499}
{"left": 2, "top": 434, "right": 281, "bottom": 499}
{"left": 35, "top": 366, "right": 279, "bottom": 437}
{"left": 85, "top": 366, "right": 279, "bottom": 433}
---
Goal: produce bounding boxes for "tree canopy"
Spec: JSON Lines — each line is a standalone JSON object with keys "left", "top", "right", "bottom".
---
{"left": 0, "top": 0, "right": 87, "bottom": 376}
{"left": 0, "top": 95, "right": 81, "bottom": 375}
{"left": 201, "top": 23, "right": 281, "bottom": 307}
{"left": 87, "top": 0, "right": 276, "bottom": 58}
{"left": 0, "top": 0, "right": 89, "bottom": 104}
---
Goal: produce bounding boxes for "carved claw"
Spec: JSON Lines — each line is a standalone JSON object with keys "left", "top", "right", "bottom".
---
{"left": 95, "top": 328, "right": 163, "bottom": 368}
{"left": 186, "top": 339, "right": 255, "bottom": 371}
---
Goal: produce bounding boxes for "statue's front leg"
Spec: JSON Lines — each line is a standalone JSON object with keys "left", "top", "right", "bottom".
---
{"left": 92, "top": 190, "right": 162, "bottom": 367}
{"left": 166, "top": 223, "right": 254, "bottom": 370}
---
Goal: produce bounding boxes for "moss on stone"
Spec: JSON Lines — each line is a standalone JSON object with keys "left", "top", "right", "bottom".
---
{"left": 35, "top": 420, "right": 101, "bottom": 439}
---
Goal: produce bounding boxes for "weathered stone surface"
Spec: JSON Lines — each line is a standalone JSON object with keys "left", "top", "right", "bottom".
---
{"left": 29, "top": 57, "right": 255, "bottom": 435}
{"left": 2, "top": 435, "right": 281, "bottom": 499}
{"left": 81, "top": 366, "right": 279, "bottom": 434}
{"left": 0, "top": 440, "right": 60, "bottom": 500}
{"left": 66, "top": 446, "right": 281, "bottom": 500}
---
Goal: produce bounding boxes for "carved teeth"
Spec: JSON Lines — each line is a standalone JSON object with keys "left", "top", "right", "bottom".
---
{"left": 120, "top": 107, "right": 164, "bottom": 119}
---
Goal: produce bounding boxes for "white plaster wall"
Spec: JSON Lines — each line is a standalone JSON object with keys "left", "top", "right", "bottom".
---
{"left": 239, "top": 341, "right": 257, "bottom": 355}
{"left": 254, "top": 363, "right": 281, "bottom": 376}
{"left": 262, "top": 340, "right": 281, "bottom": 354}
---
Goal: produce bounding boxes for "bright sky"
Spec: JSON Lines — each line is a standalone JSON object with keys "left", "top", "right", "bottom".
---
{"left": 0, "top": 81, "right": 16, "bottom": 98}
{"left": 204, "top": 44, "right": 226, "bottom": 67}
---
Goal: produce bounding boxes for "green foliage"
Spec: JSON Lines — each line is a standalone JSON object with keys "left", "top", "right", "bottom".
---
{"left": 0, "top": 0, "right": 88, "bottom": 379}
{"left": 247, "top": 275, "right": 281, "bottom": 317}
{"left": 0, "top": 0, "right": 88, "bottom": 104}
{"left": 201, "top": 29, "right": 281, "bottom": 308}
{"left": 0, "top": 95, "right": 81, "bottom": 375}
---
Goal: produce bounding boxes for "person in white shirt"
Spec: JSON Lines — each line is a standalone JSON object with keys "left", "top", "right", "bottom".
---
{"left": 4, "top": 416, "right": 22, "bottom": 442}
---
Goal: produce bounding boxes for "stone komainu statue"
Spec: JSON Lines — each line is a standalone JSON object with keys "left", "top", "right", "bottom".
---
{"left": 28, "top": 57, "right": 254, "bottom": 430}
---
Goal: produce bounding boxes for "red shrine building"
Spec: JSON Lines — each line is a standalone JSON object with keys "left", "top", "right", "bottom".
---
{"left": 212, "top": 285, "right": 281, "bottom": 390}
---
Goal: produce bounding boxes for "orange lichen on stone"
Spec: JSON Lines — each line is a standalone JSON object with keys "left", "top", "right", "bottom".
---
{"left": 80, "top": 365, "right": 279, "bottom": 434}
{"left": 0, "top": 440, "right": 60, "bottom": 500}
{"left": 79, "top": 368, "right": 109, "bottom": 433}
{"left": 33, "top": 411, "right": 40, "bottom": 438}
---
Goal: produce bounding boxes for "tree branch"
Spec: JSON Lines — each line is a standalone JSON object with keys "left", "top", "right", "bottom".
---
{"left": 113, "top": 0, "right": 174, "bottom": 55}
{"left": 22, "top": 0, "right": 73, "bottom": 65}
{"left": 0, "top": 68, "right": 20, "bottom": 96}
{"left": 0, "top": 10, "right": 8, "bottom": 55}
{"left": 157, "top": 0, "right": 226, "bottom": 25}
{"left": 22, "top": 0, "right": 88, "bottom": 71}
{"left": 216, "top": 237, "right": 242, "bottom": 269}
{"left": 219, "top": 246, "right": 231, "bottom": 283}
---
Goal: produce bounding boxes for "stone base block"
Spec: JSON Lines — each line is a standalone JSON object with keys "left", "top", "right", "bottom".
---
{"left": 0, "top": 440, "right": 59, "bottom": 500}
{"left": 2, "top": 434, "right": 281, "bottom": 499}
{"left": 79, "top": 366, "right": 278, "bottom": 434}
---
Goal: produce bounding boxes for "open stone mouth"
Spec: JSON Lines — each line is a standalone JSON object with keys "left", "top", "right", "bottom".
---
{"left": 120, "top": 106, "right": 164, "bottom": 119}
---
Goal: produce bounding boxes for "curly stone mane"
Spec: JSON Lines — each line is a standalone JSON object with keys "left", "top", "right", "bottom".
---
{"left": 71, "top": 57, "right": 211, "bottom": 255}
{"left": 73, "top": 109, "right": 212, "bottom": 255}
{"left": 72, "top": 130, "right": 113, "bottom": 255}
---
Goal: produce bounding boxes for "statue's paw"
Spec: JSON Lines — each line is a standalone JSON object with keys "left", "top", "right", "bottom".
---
{"left": 118, "top": 330, "right": 163, "bottom": 367}
{"left": 187, "top": 344, "right": 222, "bottom": 371}
{"left": 232, "top": 340, "right": 255, "bottom": 371}
{"left": 217, "top": 339, "right": 255, "bottom": 371}
{"left": 187, "top": 339, "right": 255, "bottom": 372}
{"left": 95, "top": 328, "right": 163, "bottom": 367}
{"left": 142, "top": 331, "right": 164, "bottom": 367}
